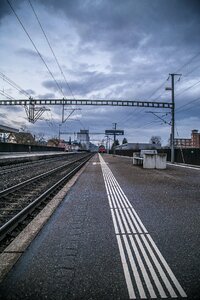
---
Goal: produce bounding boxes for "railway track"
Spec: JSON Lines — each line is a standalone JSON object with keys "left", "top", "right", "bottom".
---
{"left": 0, "top": 153, "right": 84, "bottom": 191}
{"left": 0, "top": 152, "right": 93, "bottom": 247}
{"left": 0, "top": 155, "right": 66, "bottom": 174}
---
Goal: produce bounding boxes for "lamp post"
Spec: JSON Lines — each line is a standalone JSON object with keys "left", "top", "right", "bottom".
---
{"left": 58, "top": 124, "right": 61, "bottom": 141}
{"left": 166, "top": 73, "right": 181, "bottom": 163}
{"left": 165, "top": 86, "right": 174, "bottom": 162}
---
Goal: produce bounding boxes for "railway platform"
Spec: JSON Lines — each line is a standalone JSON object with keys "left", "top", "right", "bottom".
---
{"left": 0, "top": 153, "right": 199, "bottom": 299}
{"left": 0, "top": 151, "right": 68, "bottom": 159}
{"left": 0, "top": 151, "right": 65, "bottom": 158}
{"left": 0, "top": 151, "right": 74, "bottom": 165}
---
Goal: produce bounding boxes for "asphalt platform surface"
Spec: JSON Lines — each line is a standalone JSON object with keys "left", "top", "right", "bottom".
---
{"left": 0, "top": 154, "right": 199, "bottom": 299}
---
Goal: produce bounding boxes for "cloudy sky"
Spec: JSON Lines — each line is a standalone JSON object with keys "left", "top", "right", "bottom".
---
{"left": 0, "top": 0, "right": 200, "bottom": 146}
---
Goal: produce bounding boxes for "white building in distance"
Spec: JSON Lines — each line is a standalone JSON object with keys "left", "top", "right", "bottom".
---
{"left": 77, "top": 130, "right": 90, "bottom": 150}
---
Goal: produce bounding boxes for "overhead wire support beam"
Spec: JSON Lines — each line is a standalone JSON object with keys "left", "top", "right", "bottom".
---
{"left": 0, "top": 98, "right": 173, "bottom": 109}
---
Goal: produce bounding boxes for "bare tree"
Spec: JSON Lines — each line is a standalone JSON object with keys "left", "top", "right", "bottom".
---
{"left": 122, "top": 137, "right": 128, "bottom": 144}
{"left": 149, "top": 136, "right": 162, "bottom": 146}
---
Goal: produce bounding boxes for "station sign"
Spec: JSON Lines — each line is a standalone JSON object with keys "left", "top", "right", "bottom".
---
{"left": 105, "top": 130, "right": 124, "bottom": 135}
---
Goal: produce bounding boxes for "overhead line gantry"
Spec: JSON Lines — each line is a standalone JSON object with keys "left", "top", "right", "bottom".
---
{"left": 0, "top": 98, "right": 173, "bottom": 109}
{"left": 0, "top": 98, "right": 173, "bottom": 125}
{"left": 0, "top": 97, "right": 174, "bottom": 162}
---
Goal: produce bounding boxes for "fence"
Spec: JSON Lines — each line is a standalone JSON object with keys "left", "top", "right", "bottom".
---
{"left": 111, "top": 148, "right": 200, "bottom": 166}
{"left": 0, "top": 142, "right": 64, "bottom": 152}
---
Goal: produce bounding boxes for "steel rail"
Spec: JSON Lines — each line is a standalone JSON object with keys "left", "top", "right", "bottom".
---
{"left": 0, "top": 154, "right": 87, "bottom": 196}
{"left": 0, "top": 154, "right": 92, "bottom": 241}
{"left": 0, "top": 153, "right": 75, "bottom": 172}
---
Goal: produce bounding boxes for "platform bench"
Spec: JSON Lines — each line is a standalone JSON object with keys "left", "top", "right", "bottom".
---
{"left": 133, "top": 153, "right": 143, "bottom": 165}
{"left": 133, "top": 150, "right": 167, "bottom": 169}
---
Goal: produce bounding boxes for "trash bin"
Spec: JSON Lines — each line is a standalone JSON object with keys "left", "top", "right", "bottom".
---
{"left": 156, "top": 153, "right": 167, "bottom": 169}
{"left": 143, "top": 154, "right": 156, "bottom": 169}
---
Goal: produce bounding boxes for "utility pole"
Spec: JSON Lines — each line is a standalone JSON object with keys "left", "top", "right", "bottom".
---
{"left": 113, "top": 122, "right": 117, "bottom": 155}
{"left": 58, "top": 124, "right": 61, "bottom": 141}
{"left": 167, "top": 73, "right": 181, "bottom": 163}
{"left": 105, "top": 125, "right": 124, "bottom": 155}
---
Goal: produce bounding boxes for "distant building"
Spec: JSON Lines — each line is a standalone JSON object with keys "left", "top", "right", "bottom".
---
{"left": 0, "top": 124, "right": 19, "bottom": 133}
{"left": 174, "top": 138, "right": 192, "bottom": 148}
{"left": 174, "top": 129, "right": 200, "bottom": 148}
{"left": 47, "top": 138, "right": 60, "bottom": 147}
{"left": 191, "top": 129, "right": 200, "bottom": 148}
{"left": 70, "top": 142, "right": 80, "bottom": 152}
{"left": 8, "top": 132, "right": 35, "bottom": 144}
{"left": 58, "top": 140, "right": 67, "bottom": 150}
{"left": 0, "top": 124, "right": 19, "bottom": 142}
{"left": 89, "top": 142, "right": 98, "bottom": 152}
{"left": 115, "top": 142, "right": 161, "bottom": 151}
{"left": 58, "top": 140, "right": 79, "bottom": 151}
{"left": 77, "top": 129, "right": 90, "bottom": 150}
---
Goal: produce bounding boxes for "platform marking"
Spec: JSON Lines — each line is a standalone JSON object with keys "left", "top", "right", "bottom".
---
{"left": 99, "top": 154, "right": 187, "bottom": 299}
{"left": 167, "top": 163, "right": 200, "bottom": 171}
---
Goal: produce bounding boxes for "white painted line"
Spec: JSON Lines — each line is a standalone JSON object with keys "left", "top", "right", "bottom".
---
{"left": 106, "top": 173, "right": 124, "bottom": 209}
{"left": 116, "top": 235, "right": 136, "bottom": 299}
{"left": 147, "top": 234, "right": 187, "bottom": 298}
{"left": 106, "top": 173, "right": 119, "bottom": 208}
{"left": 106, "top": 173, "right": 138, "bottom": 235}
{"left": 123, "top": 235, "right": 147, "bottom": 299}
{"left": 105, "top": 171, "right": 147, "bottom": 234}
{"left": 128, "top": 206, "right": 148, "bottom": 234}
{"left": 127, "top": 208, "right": 143, "bottom": 234}
{"left": 107, "top": 171, "right": 148, "bottom": 233}
{"left": 129, "top": 235, "right": 157, "bottom": 298}
{"left": 99, "top": 154, "right": 187, "bottom": 299}
{"left": 119, "top": 208, "right": 131, "bottom": 234}
{"left": 122, "top": 208, "right": 137, "bottom": 234}
{"left": 107, "top": 174, "right": 126, "bottom": 209}
{"left": 111, "top": 209, "right": 119, "bottom": 234}
{"left": 105, "top": 166, "right": 139, "bottom": 235}
{"left": 141, "top": 234, "right": 177, "bottom": 298}
{"left": 115, "top": 209, "right": 125, "bottom": 234}
{"left": 134, "top": 234, "right": 167, "bottom": 298}
{"left": 102, "top": 176, "right": 115, "bottom": 209}
{"left": 102, "top": 174, "right": 113, "bottom": 208}
{"left": 167, "top": 163, "right": 200, "bottom": 171}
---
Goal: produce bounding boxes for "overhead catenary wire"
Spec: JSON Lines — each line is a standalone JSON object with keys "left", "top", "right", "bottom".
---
{"left": 148, "top": 80, "right": 168, "bottom": 100}
{"left": 0, "top": 71, "right": 31, "bottom": 98}
{"left": 4, "top": 0, "right": 200, "bottom": 134}
{"left": 182, "top": 64, "right": 200, "bottom": 77}
{"left": 133, "top": 119, "right": 164, "bottom": 131}
{"left": 146, "top": 50, "right": 200, "bottom": 108}
{"left": 142, "top": 51, "right": 200, "bottom": 129}
{"left": 6, "top": 0, "right": 65, "bottom": 99}
{"left": 28, "top": 0, "right": 75, "bottom": 100}
{"left": 117, "top": 74, "right": 170, "bottom": 127}
{"left": 175, "top": 50, "right": 200, "bottom": 73}
{"left": 0, "top": 90, "right": 15, "bottom": 100}
{"left": 176, "top": 96, "right": 200, "bottom": 113}
{"left": 176, "top": 78, "right": 200, "bottom": 97}
{"left": 175, "top": 127, "right": 185, "bottom": 164}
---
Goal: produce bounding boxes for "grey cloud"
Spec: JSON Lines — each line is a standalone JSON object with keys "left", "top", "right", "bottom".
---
{"left": 20, "top": 89, "right": 36, "bottom": 96}
{"left": 0, "top": 0, "right": 11, "bottom": 20}
{"left": 1, "top": 0, "right": 200, "bottom": 144}
{"left": 38, "top": 0, "right": 200, "bottom": 51}
{"left": 12, "top": 119, "right": 26, "bottom": 126}
{"left": 0, "top": 113, "right": 7, "bottom": 118}
{"left": 0, "top": 0, "right": 25, "bottom": 21}
{"left": 42, "top": 71, "right": 128, "bottom": 96}
{"left": 3, "top": 0, "right": 200, "bottom": 54}
{"left": 37, "top": 93, "right": 55, "bottom": 99}
{"left": 16, "top": 48, "right": 40, "bottom": 59}
{"left": 16, "top": 48, "right": 54, "bottom": 66}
